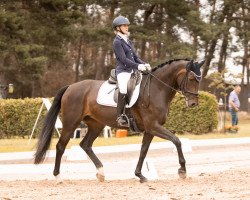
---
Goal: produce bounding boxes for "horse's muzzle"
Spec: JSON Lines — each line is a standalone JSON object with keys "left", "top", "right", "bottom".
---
{"left": 187, "top": 98, "right": 198, "bottom": 107}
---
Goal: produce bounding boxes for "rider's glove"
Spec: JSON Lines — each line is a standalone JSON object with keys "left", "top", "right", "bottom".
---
{"left": 138, "top": 64, "right": 147, "bottom": 71}
{"left": 144, "top": 63, "right": 151, "bottom": 71}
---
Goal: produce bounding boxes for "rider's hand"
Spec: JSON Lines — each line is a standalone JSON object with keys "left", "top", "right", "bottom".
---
{"left": 138, "top": 64, "right": 147, "bottom": 71}
{"left": 144, "top": 63, "right": 151, "bottom": 71}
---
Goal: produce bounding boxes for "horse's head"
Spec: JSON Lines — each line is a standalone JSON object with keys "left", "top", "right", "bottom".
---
{"left": 178, "top": 60, "right": 204, "bottom": 107}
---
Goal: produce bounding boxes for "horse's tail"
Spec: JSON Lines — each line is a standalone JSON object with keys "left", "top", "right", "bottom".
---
{"left": 34, "top": 85, "right": 69, "bottom": 164}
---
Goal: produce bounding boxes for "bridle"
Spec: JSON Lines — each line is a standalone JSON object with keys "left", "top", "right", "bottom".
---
{"left": 178, "top": 70, "right": 202, "bottom": 97}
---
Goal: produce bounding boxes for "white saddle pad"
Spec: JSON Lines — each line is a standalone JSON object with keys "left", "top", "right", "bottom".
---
{"left": 96, "top": 80, "right": 141, "bottom": 108}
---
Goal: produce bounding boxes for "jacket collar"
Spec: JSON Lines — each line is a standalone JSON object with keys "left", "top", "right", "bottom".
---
{"left": 117, "top": 32, "right": 128, "bottom": 43}
{"left": 116, "top": 35, "right": 133, "bottom": 48}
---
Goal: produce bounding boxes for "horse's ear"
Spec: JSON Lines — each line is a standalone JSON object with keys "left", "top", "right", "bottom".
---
{"left": 198, "top": 60, "right": 205, "bottom": 68}
{"left": 187, "top": 60, "right": 193, "bottom": 71}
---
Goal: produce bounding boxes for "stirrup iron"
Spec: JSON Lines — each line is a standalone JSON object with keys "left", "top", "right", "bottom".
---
{"left": 117, "top": 114, "right": 129, "bottom": 127}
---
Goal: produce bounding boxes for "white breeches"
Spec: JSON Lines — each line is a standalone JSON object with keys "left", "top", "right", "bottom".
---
{"left": 117, "top": 72, "right": 132, "bottom": 94}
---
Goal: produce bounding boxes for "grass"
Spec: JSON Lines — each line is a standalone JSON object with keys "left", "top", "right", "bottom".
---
{"left": 0, "top": 120, "right": 249, "bottom": 153}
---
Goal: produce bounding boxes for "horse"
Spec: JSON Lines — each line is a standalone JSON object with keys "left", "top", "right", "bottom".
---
{"left": 34, "top": 58, "right": 204, "bottom": 183}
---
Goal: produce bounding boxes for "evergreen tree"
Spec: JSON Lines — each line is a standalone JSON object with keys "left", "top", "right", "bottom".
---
{"left": 0, "top": 0, "right": 249, "bottom": 99}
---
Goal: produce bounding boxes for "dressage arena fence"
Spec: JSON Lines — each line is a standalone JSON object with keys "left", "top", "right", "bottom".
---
{"left": 0, "top": 91, "right": 218, "bottom": 139}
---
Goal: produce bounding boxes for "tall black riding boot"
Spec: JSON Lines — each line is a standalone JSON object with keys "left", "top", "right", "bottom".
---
{"left": 117, "top": 92, "right": 129, "bottom": 127}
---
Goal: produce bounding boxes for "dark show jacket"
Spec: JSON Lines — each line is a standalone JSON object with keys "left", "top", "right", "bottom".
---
{"left": 113, "top": 35, "right": 145, "bottom": 75}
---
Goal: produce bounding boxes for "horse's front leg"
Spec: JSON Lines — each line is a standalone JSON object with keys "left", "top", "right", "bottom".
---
{"left": 135, "top": 132, "right": 154, "bottom": 183}
{"left": 151, "top": 124, "right": 186, "bottom": 179}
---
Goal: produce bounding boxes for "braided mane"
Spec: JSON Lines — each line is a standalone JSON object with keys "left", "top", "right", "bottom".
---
{"left": 152, "top": 58, "right": 190, "bottom": 72}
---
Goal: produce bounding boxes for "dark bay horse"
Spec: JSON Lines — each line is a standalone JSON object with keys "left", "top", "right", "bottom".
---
{"left": 34, "top": 59, "right": 204, "bottom": 183}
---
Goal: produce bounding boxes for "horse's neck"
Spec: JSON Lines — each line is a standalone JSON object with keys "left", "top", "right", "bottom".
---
{"left": 154, "top": 64, "right": 181, "bottom": 88}
{"left": 152, "top": 64, "right": 185, "bottom": 102}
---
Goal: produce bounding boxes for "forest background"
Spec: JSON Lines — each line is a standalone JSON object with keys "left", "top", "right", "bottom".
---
{"left": 0, "top": 0, "right": 249, "bottom": 110}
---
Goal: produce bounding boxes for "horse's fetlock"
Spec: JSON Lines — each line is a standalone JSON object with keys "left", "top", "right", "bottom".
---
{"left": 180, "top": 158, "right": 186, "bottom": 165}
{"left": 135, "top": 171, "right": 141, "bottom": 177}
{"left": 53, "top": 170, "right": 59, "bottom": 176}
{"left": 135, "top": 171, "right": 139, "bottom": 176}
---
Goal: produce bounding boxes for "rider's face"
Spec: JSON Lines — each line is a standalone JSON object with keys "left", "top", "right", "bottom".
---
{"left": 120, "top": 24, "right": 129, "bottom": 35}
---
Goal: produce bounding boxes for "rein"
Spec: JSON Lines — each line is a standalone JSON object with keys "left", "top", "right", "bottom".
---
{"left": 145, "top": 68, "right": 201, "bottom": 97}
{"left": 147, "top": 71, "right": 182, "bottom": 95}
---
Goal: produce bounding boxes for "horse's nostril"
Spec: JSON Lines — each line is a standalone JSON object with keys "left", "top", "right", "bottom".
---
{"left": 191, "top": 102, "right": 197, "bottom": 107}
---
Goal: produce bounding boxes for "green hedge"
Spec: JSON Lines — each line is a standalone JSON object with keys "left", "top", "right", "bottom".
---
{"left": 0, "top": 92, "right": 218, "bottom": 138}
{"left": 164, "top": 91, "right": 218, "bottom": 134}
{"left": 0, "top": 98, "right": 47, "bottom": 139}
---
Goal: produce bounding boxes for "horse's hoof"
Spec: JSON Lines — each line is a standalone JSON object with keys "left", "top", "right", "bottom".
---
{"left": 178, "top": 168, "right": 187, "bottom": 179}
{"left": 55, "top": 174, "right": 63, "bottom": 184}
{"left": 96, "top": 172, "right": 105, "bottom": 182}
{"left": 140, "top": 177, "right": 148, "bottom": 183}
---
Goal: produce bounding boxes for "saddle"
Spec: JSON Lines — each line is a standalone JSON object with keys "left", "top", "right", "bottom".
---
{"left": 108, "top": 69, "right": 142, "bottom": 132}
{"left": 108, "top": 69, "right": 141, "bottom": 104}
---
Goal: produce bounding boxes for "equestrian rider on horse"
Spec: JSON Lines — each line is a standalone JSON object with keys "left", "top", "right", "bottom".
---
{"left": 112, "top": 16, "right": 151, "bottom": 127}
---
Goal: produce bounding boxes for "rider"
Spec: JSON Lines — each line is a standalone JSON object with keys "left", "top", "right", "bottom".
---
{"left": 112, "top": 15, "right": 151, "bottom": 127}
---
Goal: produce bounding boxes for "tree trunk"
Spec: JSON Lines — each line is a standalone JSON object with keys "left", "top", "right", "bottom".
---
{"left": 31, "top": 80, "right": 42, "bottom": 97}
{"left": 240, "top": 0, "right": 249, "bottom": 86}
{"left": 95, "top": 47, "right": 107, "bottom": 80}
{"left": 218, "top": 30, "right": 229, "bottom": 73}
{"left": 201, "top": 0, "right": 217, "bottom": 79}
{"left": 109, "top": 0, "right": 118, "bottom": 19}
{"left": 193, "top": 0, "right": 201, "bottom": 58}
{"left": 75, "top": 37, "right": 83, "bottom": 82}
{"left": 140, "top": 4, "right": 156, "bottom": 59}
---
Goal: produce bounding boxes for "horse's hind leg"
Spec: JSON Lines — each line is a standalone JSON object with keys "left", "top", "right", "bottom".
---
{"left": 53, "top": 124, "right": 79, "bottom": 182}
{"left": 80, "top": 119, "right": 105, "bottom": 182}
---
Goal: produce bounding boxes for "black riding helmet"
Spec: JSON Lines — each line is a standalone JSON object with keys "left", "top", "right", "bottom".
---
{"left": 112, "top": 16, "right": 130, "bottom": 30}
